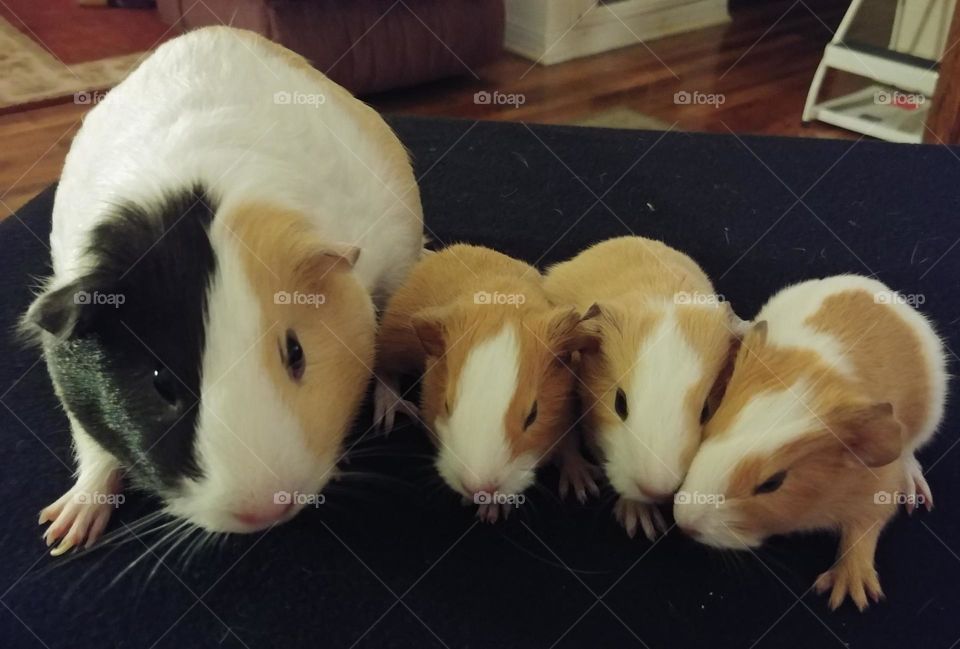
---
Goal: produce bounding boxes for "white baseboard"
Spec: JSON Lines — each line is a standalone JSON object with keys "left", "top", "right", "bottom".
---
{"left": 505, "top": 0, "right": 730, "bottom": 65}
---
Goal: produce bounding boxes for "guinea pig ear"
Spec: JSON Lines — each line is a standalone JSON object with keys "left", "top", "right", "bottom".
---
{"left": 746, "top": 320, "right": 768, "bottom": 347}
{"left": 829, "top": 402, "right": 903, "bottom": 468}
{"left": 22, "top": 279, "right": 98, "bottom": 340}
{"left": 294, "top": 240, "right": 361, "bottom": 284}
{"left": 546, "top": 306, "right": 600, "bottom": 357}
{"left": 722, "top": 302, "right": 752, "bottom": 339}
{"left": 410, "top": 306, "right": 448, "bottom": 358}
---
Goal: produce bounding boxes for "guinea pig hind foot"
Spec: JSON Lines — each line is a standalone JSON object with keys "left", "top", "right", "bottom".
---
{"left": 614, "top": 498, "right": 668, "bottom": 541}
{"left": 903, "top": 454, "right": 934, "bottom": 514}
{"left": 39, "top": 469, "right": 123, "bottom": 556}
{"left": 372, "top": 377, "right": 420, "bottom": 434}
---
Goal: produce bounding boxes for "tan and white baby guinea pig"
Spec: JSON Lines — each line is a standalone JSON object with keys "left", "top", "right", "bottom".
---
{"left": 375, "top": 244, "right": 595, "bottom": 522}
{"left": 674, "top": 275, "right": 948, "bottom": 611}
{"left": 544, "top": 236, "right": 746, "bottom": 540}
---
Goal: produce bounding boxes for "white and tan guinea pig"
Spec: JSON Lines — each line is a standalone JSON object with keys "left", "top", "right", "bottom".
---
{"left": 544, "top": 236, "right": 746, "bottom": 540}
{"left": 375, "top": 244, "right": 596, "bottom": 522}
{"left": 674, "top": 275, "right": 948, "bottom": 611}
{"left": 22, "top": 27, "right": 422, "bottom": 555}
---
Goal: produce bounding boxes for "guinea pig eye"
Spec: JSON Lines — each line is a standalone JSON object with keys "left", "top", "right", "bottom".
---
{"left": 754, "top": 470, "right": 787, "bottom": 495}
{"left": 615, "top": 388, "right": 628, "bottom": 421}
{"left": 523, "top": 401, "right": 538, "bottom": 430}
{"left": 153, "top": 366, "right": 178, "bottom": 405}
{"left": 283, "top": 330, "right": 305, "bottom": 381}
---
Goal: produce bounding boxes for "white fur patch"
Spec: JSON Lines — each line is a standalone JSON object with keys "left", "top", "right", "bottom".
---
{"left": 165, "top": 227, "right": 333, "bottom": 532}
{"left": 683, "top": 379, "right": 818, "bottom": 497}
{"left": 602, "top": 309, "right": 702, "bottom": 500}
{"left": 675, "top": 380, "right": 821, "bottom": 548}
{"left": 758, "top": 282, "right": 855, "bottom": 378}
{"left": 435, "top": 324, "right": 536, "bottom": 497}
{"left": 757, "top": 275, "right": 948, "bottom": 448}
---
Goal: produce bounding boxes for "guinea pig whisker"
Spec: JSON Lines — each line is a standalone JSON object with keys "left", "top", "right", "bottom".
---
{"left": 176, "top": 528, "right": 206, "bottom": 572}
{"left": 144, "top": 521, "right": 198, "bottom": 589}
{"left": 109, "top": 519, "right": 190, "bottom": 590}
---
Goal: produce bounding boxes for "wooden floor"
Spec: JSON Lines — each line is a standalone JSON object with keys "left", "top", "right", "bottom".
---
{"left": 0, "top": 0, "right": 852, "bottom": 217}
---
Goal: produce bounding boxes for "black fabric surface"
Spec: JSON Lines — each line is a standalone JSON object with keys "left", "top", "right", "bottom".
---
{"left": 2, "top": 117, "right": 959, "bottom": 649}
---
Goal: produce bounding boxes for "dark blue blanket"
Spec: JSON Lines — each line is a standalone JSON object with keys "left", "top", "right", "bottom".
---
{"left": 1, "top": 117, "right": 958, "bottom": 648}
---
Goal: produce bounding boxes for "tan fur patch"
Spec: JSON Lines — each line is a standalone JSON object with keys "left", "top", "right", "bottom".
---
{"left": 222, "top": 202, "right": 375, "bottom": 462}
{"left": 543, "top": 236, "right": 737, "bottom": 462}
{"left": 712, "top": 287, "right": 935, "bottom": 541}
{"left": 377, "top": 244, "right": 584, "bottom": 461}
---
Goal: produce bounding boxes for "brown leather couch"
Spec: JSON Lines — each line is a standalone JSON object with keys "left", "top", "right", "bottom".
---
{"left": 156, "top": 0, "right": 505, "bottom": 95}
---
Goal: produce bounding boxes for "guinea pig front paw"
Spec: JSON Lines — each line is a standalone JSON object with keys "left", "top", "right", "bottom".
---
{"left": 614, "top": 498, "right": 668, "bottom": 541}
{"left": 813, "top": 559, "right": 884, "bottom": 611}
{"left": 558, "top": 455, "right": 601, "bottom": 503}
{"left": 372, "top": 379, "right": 420, "bottom": 434}
{"left": 39, "top": 473, "right": 122, "bottom": 556}
{"left": 903, "top": 455, "right": 934, "bottom": 514}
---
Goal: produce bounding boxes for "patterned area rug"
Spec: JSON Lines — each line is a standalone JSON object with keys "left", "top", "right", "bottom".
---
{"left": 573, "top": 106, "right": 672, "bottom": 131}
{"left": 0, "top": 17, "right": 144, "bottom": 111}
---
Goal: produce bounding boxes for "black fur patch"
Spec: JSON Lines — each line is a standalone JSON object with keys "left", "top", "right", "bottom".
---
{"left": 36, "top": 187, "right": 217, "bottom": 493}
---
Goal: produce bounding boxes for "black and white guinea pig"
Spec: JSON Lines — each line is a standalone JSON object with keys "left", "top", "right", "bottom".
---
{"left": 21, "top": 27, "right": 423, "bottom": 555}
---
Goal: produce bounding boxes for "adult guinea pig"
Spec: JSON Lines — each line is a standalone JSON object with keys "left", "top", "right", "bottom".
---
{"left": 22, "top": 27, "right": 423, "bottom": 555}
{"left": 674, "top": 275, "right": 948, "bottom": 611}
{"left": 375, "top": 244, "right": 597, "bottom": 522}
{"left": 543, "top": 236, "right": 746, "bottom": 540}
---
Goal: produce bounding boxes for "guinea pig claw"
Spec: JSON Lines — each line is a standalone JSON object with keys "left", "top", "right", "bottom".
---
{"left": 814, "top": 561, "right": 883, "bottom": 611}
{"left": 615, "top": 499, "right": 664, "bottom": 541}
{"left": 39, "top": 474, "right": 122, "bottom": 556}
{"left": 558, "top": 455, "right": 601, "bottom": 503}
{"left": 476, "top": 503, "right": 500, "bottom": 524}
{"left": 903, "top": 455, "right": 934, "bottom": 513}
{"left": 372, "top": 380, "right": 420, "bottom": 435}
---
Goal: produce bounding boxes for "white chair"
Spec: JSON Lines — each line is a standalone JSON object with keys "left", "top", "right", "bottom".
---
{"left": 802, "top": 0, "right": 956, "bottom": 142}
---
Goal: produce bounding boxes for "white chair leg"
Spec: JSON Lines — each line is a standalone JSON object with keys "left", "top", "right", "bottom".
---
{"left": 802, "top": 59, "right": 829, "bottom": 122}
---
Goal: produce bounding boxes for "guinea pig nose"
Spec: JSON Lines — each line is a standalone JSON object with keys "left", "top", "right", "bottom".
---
{"left": 232, "top": 501, "right": 293, "bottom": 528}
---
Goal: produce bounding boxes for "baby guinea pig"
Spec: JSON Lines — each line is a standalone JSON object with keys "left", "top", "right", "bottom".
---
{"left": 24, "top": 27, "right": 423, "bottom": 555}
{"left": 674, "top": 275, "right": 948, "bottom": 611}
{"left": 375, "top": 244, "right": 596, "bottom": 522}
{"left": 544, "top": 236, "right": 746, "bottom": 540}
